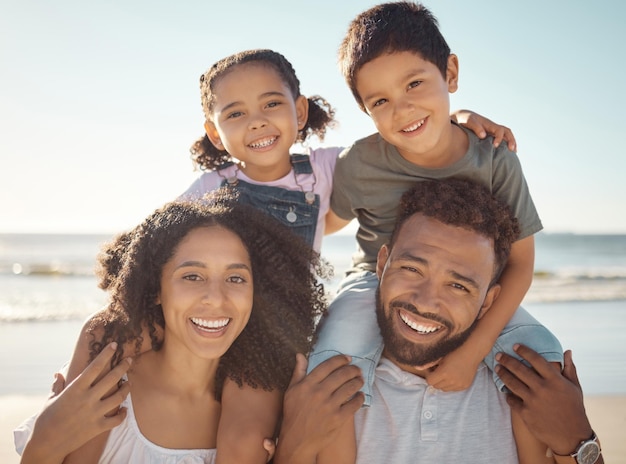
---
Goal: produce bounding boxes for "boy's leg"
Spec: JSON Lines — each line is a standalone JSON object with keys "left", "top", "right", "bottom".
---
{"left": 485, "top": 306, "right": 564, "bottom": 392}
{"left": 307, "top": 270, "right": 381, "bottom": 406}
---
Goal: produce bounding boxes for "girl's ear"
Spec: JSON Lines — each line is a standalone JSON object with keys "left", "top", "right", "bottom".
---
{"left": 295, "top": 95, "right": 309, "bottom": 130}
{"left": 204, "top": 121, "right": 225, "bottom": 150}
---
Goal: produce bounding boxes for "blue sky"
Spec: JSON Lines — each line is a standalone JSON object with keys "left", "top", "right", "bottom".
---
{"left": 1, "top": 0, "right": 624, "bottom": 234}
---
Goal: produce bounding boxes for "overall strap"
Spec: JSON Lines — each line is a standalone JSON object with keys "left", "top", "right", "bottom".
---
{"left": 290, "top": 154, "right": 313, "bottom": 175}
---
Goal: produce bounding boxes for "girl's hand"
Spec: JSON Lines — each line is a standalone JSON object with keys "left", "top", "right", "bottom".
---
{"left": 451, "top": 109, "right": 517, "bottom": 152}
{"left": 21, "top": 343, "right": 132, "bottom": 464}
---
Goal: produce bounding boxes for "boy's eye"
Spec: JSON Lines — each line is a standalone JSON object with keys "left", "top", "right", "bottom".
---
{"left": 266, "top": 101, "right": 281, "bottom": 108}
{"left": 408, "top": 80, "right": 422, "bottom": 89}
{"left": 372, "top": 98, "right": 388, "bottom": 108}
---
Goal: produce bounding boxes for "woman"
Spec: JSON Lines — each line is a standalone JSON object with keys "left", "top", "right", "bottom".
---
{"left": 19, "top": 192, "right": 329, "bottom": 463}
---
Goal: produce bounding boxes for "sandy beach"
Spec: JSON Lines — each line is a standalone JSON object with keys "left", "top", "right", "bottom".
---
{"left": 1, "top": 394, "right": 624, "bottom": 463}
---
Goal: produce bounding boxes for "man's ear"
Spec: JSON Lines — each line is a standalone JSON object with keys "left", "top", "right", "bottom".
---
{"left": 446, "top": 54, "right": 459, "bottom": 94}
{"left": 295, "top": 95, "right": 309, "bottom": 131}
{"left": 376, "top": 244, "right": 390, "bottom": 279}
{"left": 478, "top": 284, "right": 500, "bottom": 319}
{"left": 204, "top": 121, "right": 225, "bottom": 150}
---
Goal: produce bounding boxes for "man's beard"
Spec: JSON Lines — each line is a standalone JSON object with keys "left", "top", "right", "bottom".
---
{"left": 375, "top": 288, "right": 479, "bottom": 368}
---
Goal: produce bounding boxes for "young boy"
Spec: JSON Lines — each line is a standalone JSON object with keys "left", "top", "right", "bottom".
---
{"left": 308, "top": 1, "right": 563, "bottom": 404}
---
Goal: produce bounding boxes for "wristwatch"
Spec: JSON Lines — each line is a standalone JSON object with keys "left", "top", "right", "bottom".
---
{"left": 553, "top": 432, "right": 601, "bottom": 464}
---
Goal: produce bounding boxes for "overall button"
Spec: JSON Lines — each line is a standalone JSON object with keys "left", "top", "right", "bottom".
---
{"left": 423, "top": 410, "right": 433, "bottom": 420}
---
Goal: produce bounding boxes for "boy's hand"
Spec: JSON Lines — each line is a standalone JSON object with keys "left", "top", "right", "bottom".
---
{"left": 427, "top": 345, "right": 480, "bottom": 391}
{"left": 495, "top": 345, "right": 595, "bottom": 456}
{"left": 451, "top": 109, "right": 517, "bottom": 152}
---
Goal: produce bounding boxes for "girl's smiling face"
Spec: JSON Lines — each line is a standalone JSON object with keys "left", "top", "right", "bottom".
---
{"left": 157, "top": 225, "right": 254, "bottom": 361}
{"left": 204, "top": 62, "right": 308, "bottom": 182}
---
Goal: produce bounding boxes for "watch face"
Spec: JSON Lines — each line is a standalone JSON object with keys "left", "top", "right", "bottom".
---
{"left": 577, "top": 441, "right": 600, "bottom": 464}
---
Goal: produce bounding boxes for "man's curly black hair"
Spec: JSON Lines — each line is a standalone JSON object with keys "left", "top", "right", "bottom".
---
{"left": 390, "top": 177, "right": 520, "bottom": 282}
{"left": 88, "top": 189, "right": 330, "bottom": 399}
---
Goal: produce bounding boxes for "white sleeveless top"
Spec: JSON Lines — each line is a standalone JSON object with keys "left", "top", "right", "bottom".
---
{"left": 100, "top": 393, "right": 216, "bottom": 464}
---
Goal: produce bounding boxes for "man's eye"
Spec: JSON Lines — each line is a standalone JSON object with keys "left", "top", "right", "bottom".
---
{"left": 401, "top": 266, "right": 418, "bottom": 273}
{"left": 451, "top": 283, "right": 468, "bottom": 292}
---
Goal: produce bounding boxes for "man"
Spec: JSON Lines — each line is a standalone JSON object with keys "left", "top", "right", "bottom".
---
{"left": 275, "top": 178, "right": 603, "bottom": 464}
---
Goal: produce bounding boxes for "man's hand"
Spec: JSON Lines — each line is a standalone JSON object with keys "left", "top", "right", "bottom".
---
{"left": 21, "top": 343, "right": 132, "bottom": 464}
{"left": 427, "top": 344, "right": 480, "bottom": 391}
{"left": 451, "top": 109, "right": 517, "bottom": 151}
{"left": 274, "top": 354, "right": 364, "bottom": 464}
{"left": 495, "top": 345, "right": 595, "bottom": 456}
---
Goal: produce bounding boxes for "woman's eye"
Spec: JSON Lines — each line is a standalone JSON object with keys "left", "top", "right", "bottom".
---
{"left": 227, "top": 275, "right": 247, "bottom": 284}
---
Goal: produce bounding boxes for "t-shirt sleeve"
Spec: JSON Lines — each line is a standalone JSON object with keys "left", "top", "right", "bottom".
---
{"left": 177, "top": 172, "right": 221, "bottom": 202}
{"left": 308, "top": 146, "right": 342, "bottom": 185}
{"left": 330, "top": 146, "right": 359, "bottom": 221}
{"left": 492, "top": 147, "right": 543, "bottom": 240}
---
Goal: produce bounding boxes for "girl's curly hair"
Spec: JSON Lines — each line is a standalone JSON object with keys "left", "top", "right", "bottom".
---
{"left": 89, "top": 189, "right": 330, "bottom": 399}
{"left": 190, "top": 49, "right": 336, "bottom": 171}
{"left": 390, "top": 177, "right": 521, "bottom": 283}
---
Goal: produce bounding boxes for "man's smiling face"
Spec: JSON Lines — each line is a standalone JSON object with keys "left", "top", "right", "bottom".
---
{"left": 375, "top": 213, "right": 500, "bottom": 374}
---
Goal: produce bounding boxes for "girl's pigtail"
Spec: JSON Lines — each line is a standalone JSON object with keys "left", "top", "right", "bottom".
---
{"left": 190, "top": 134, "right": 232, "bottom": 171}
{"left": 298, "top": 95, "right": 337, "bottom": 143}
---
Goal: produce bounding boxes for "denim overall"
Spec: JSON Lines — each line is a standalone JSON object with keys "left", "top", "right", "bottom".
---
{"left": 219, "top": 154, "right": 319, "bottom": 247}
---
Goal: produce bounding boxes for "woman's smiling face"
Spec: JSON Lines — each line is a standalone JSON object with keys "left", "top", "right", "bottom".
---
{"left": 157, "top": 225, "right": 254, "bottom": 360}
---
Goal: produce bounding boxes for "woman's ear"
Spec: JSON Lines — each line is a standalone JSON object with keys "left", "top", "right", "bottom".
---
{"left": 204, "top": 121, "right": 225, "bottom": 150}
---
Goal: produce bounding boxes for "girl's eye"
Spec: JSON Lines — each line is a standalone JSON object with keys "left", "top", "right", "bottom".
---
{"left": 183, "top": 274, "right": 203, "bottom": 282}
{"left": 408, "top": 80, "right": 422, "bottom": 89}
{"left": 226, "top": 111, "right": 243, "bottom": 119}
{"left": 227, "top": 275, "right": 247, "bottom": 284}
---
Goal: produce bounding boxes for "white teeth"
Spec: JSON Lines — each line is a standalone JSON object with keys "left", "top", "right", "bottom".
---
{"left": 249, "top": 137, "right": 276, "bottom": 148}
{"left": 400, "top": 312, "right": 439, "bottom": 334}
{"left": 402, "top": 119, "right": 425, "bottom": 132}
{"left": 190, "top": 317, "right": 229, "bottom": 330}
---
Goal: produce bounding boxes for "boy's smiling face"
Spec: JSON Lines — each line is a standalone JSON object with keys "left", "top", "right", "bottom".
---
{"left": 355, "top": 51, "right": 461, "bottom": 166}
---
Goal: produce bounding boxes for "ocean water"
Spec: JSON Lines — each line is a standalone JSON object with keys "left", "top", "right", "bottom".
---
{"left": 0, "top": 232, "right": 625, "bottom": 395}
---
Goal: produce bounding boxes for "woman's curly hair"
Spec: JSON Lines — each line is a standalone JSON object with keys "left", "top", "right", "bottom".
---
{"left": 390, "top": 177, "right": 521, "bottom": 282}
{"left": 190, "top": 49, "right": 336, "bottom": 171}
{"left": 89, "top": 189, "right": 330, "bottom": 399}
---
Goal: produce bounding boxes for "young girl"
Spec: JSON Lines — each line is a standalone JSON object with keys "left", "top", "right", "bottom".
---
{"left": 50, "top": 49, "right": 517, "bottom": 463}
{"left": 18, "top": 196, "right": 329, "bottom": 463}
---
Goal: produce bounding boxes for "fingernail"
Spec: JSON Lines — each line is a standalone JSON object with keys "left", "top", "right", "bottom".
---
{"left": 125, "top": 357, "right": 133, "bottom": 365}
{"left": 110, "top": 342, "right": 118, "bottom": 350}
{"left": 513, "top": 343, "right": 520, "bottom": 351}
{"left": 495, "top": 353, "right": 502, "bottom": 361}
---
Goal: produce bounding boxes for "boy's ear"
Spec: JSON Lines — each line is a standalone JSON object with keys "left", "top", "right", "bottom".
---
{"left": 204, "top": 121, "right": 225, "bottom": 150}
{"left": 446, "top": 54, "right": 459, "bottom": 94}
{"left": 295, "top": 95, "right": 309, "bottom": 131}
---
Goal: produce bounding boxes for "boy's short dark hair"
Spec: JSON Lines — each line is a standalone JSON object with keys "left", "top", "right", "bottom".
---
{"left": 339, "top": 1, "right": 451, "bottom": 111}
